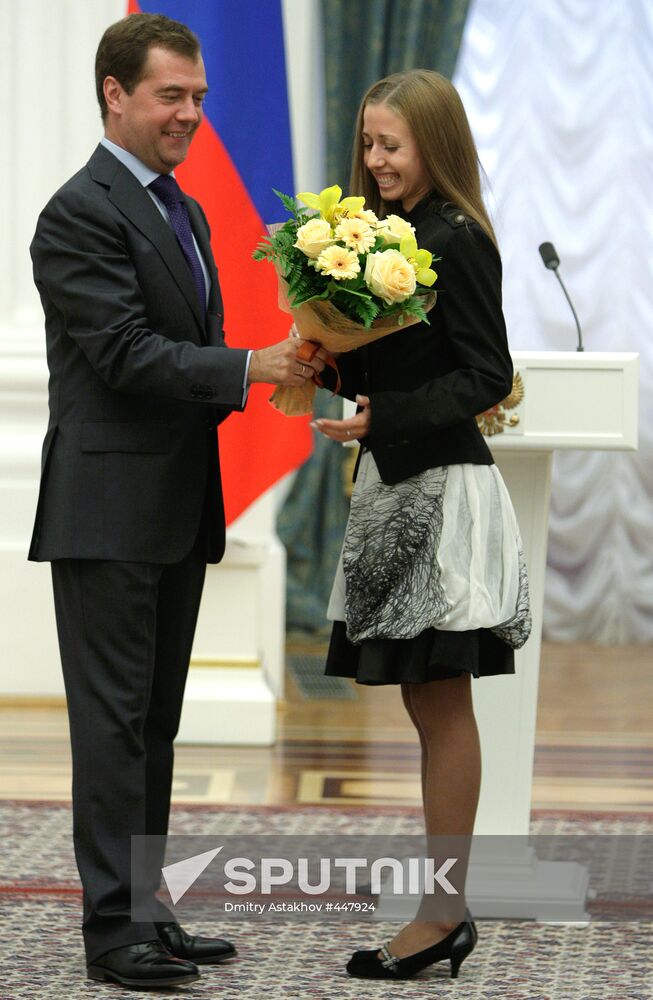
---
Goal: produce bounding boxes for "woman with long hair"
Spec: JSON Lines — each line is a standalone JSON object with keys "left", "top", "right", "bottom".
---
{"left": 313, "top": 70, "right": 531, "bottom": 980}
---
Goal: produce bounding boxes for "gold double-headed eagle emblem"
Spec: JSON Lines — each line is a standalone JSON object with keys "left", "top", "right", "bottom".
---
{"left": 476, "top": 372, "right": 525, "bottom": 436}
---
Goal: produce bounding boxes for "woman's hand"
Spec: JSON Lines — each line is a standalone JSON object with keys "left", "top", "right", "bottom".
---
{"left": 311, "top": 394, "right": 371, "bottom": 441}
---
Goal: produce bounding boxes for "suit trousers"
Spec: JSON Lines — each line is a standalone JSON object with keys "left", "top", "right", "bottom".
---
{"left": 51, "top": 524, "right": 207, "bottom": 963}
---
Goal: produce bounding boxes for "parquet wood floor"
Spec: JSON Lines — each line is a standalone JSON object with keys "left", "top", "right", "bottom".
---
{"left": 0, "top": 642, "right": 651, "bottom": 810}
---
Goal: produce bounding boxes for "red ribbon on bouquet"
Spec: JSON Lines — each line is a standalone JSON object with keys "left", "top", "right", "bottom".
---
{"left": 296, "top": 340, "right": 341, "bottom": 395}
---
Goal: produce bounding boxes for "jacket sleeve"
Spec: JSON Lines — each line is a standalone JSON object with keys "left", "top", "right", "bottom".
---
{"left": 368, "top": 223, "right": 513, "bottom": 444}
{"left": 319, "top": 347, "right": 365, "bottom": 401}
{"left": 30, "top": 188, "right": 249, "bottom": 409}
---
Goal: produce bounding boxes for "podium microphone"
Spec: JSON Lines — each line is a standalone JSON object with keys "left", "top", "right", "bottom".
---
{"left": 538, "top": 242, "right": 584, "bottom": 352}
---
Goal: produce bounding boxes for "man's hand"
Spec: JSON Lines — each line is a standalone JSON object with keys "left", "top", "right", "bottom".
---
{"left": 311, "top": 395, "right": 371, "bottom": 441}
{"left": 248, "top": 339, "right": 329, "bottom": 386}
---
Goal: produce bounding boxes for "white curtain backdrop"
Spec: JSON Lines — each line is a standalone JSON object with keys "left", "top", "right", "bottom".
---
{"left": 454, "top": 0, "right": 653, "bottom": 642}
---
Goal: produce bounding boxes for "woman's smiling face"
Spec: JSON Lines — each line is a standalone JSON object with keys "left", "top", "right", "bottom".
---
{"left": 362, "top": 101, "right": 431, "bottom": 213}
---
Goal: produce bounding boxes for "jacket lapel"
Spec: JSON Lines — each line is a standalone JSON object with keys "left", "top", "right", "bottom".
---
{"left": 87, "top": 146, "right": 206, "bottom": 335}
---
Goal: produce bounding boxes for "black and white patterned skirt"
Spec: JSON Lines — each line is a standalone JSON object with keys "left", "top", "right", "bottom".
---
{"left": 325, "top": 451, "right": 532, "bottom": 684}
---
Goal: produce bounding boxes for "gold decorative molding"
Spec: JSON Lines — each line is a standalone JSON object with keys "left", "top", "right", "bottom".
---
{"left": 190, "top": 656, "right": 261, "bottom": 669}
{"left": 476, "top": 372, "right": 525, "bottom": 436}
{"left": 0, "top": 695, "right": 66, "bottom": 708}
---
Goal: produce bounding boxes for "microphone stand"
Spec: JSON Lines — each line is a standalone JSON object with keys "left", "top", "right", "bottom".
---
{"left": 552, "top": 268, "right": 584, "bottom": 352}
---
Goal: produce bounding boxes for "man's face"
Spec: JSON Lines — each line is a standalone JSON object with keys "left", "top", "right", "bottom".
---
{"left": 104, "top": 45, "right": 208, "bottom": 173}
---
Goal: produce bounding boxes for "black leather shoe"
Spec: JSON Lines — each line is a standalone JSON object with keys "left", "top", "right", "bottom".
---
{"left": 347, "top": 917, "right": 477, "bottom": 980}
{"left": 157, "top": 921, "right": 237, "bottom": 965}
{"left": 87, "top": 940, "right": 200, "bottom": 987}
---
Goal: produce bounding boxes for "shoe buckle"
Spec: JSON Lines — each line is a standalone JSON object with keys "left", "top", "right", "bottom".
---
{"left": 380, "top": 944, "right": 400, "bottom": 972}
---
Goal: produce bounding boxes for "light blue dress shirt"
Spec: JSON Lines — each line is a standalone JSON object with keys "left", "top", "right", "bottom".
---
{"left": 100, "top": 136, "right": 250, "bottom": 399}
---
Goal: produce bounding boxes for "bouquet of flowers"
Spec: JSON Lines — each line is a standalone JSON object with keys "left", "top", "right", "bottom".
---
{"left": 253, "top": 185, "right": 437, "bottom": 415}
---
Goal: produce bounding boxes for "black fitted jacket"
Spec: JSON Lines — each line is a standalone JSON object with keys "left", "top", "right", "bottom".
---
{"left": 330, "top": 194, "right": 513, "bottom": 484}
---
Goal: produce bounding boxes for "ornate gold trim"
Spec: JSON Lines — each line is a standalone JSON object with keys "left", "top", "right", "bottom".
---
{"left": 476, "top": 372, "right": 525, "bottom": 436}
{"left": 190, "top": 656, "right": 261, "bottom": 669}
{"left": 0, "top": 695, "right": 66, "bottom": 707}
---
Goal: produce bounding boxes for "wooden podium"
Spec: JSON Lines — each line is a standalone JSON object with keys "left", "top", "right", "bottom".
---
{"left": 473, "top": 350, "right": 639, "bottom": 837}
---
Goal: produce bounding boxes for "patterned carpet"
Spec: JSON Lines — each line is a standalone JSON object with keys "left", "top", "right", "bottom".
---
{"left": 1, "top": 802, "right": 652, "bottom": 1000}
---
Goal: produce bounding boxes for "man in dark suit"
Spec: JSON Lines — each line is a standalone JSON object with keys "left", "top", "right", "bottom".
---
{"left": 29, "top": 12, "right": 324, "bottom": 990}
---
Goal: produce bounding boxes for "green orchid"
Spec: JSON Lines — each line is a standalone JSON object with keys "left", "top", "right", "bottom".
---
{"left": 296, "top": 185, "right": 365, "bottom": 226}
{"left": 400, "top": 234, "right": 438, "bottom": 287}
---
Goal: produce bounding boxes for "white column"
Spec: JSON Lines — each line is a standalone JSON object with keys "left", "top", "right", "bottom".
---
{"left": 0, "top": 0, "right": 123, "bottom": 699}
{"left": 282, "top": 0, "right": 326, "bottom": 194}
{"left": 473, "top": 450, "right": 552, "bottom": 835}
{"left": 0, "top": 0, "right": 124, "bottom": 331}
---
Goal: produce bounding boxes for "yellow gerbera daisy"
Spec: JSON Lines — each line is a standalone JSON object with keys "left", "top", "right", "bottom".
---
{"left": 353, "top": 208, "right": 379, "bottom": 226}
{"left": 315, "top": 245, "right": 361, "bottom": 280}
{"left": 334, "top": 217, "right": 376, "bottom": 254}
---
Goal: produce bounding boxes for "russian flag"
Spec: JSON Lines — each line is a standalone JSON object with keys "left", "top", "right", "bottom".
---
{"left": 128, "top": 0, "right": 312, "bottom": 523}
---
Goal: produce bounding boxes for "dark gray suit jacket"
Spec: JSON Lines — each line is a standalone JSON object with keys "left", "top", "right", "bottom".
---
{"left": 29, "top": 143, "right": 249, "bottom": 564}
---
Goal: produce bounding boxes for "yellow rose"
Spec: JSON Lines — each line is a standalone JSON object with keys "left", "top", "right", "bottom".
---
{"left": 364, "top": 249, "right": 417, "bottom": 304}
{"left": 377, "top": 213, "right": 416, "bottom": 244}
{"left": 294, "top": 218, "right": 335, "bottom": 258}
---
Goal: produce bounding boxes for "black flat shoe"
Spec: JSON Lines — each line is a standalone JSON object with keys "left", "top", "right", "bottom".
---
{"left": 87, "top": 940, "right": 200, "bottom": 987}
{"left": 346, "top": 917, "right": 477, "bottom": 980}
{"left": 157, "top": 920, "right": 237, "bottom": 965}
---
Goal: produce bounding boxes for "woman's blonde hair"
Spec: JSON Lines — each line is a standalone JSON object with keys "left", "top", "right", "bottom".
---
{"left": 350, "top": 70, "right": 496, "bottom": 247}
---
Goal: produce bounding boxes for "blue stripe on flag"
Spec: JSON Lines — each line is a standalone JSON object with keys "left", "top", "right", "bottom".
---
{"left": 136, "top": 0, "right": 294, "bottom": 222}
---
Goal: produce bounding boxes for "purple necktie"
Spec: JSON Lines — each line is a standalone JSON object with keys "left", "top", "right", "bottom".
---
{"left": 149, "top": 174, "right": 207, "bottom": 311}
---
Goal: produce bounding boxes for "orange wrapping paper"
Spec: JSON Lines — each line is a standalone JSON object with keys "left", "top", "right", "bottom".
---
{"left": 271, "top": 273, "right": 436, "bottom": 416}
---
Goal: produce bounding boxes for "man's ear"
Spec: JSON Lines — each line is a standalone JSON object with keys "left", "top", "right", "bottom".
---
{"left": 103, "top": 76, "right": 124, "bottom": 117}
